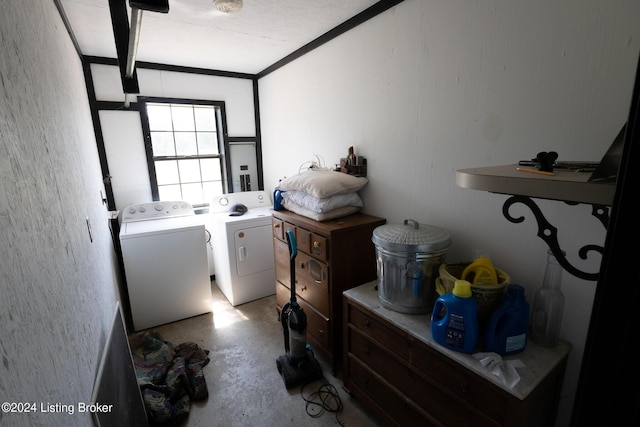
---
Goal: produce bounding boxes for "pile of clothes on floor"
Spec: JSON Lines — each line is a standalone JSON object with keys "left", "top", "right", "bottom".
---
{"left": 128, "top": 330, "right": 210, "bottom": 426}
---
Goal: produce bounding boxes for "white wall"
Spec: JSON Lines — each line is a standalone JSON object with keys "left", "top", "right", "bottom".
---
{"left": 91, "top": 64, "right": 256, "bottom": 211}
{"left": 258, "top": 1, "right": 640, "bottom": 425}
{"left": 92, "top": 64, "right": 256, "bottom": 136}
{"left": 0, "top": 1, "right": 119, "bottom": 425}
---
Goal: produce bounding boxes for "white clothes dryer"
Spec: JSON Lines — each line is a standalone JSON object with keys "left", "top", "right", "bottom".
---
{"left": 209, "top": 191, "right": 275, "bottom": 306}
{"left": 119, "top": 201, "right": 212, "bottom": 331}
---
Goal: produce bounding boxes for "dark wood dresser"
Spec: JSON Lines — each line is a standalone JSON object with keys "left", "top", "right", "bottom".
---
{"left": 343, "top": 282, "right": 571, "bottom": 427}
{"left": 272, "top": 209, "right": 386, "bottom": 373}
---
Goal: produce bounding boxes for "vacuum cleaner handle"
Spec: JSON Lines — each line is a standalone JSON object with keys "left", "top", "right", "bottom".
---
{"left": 286, "top": 230, "right": 297, "bottom": 303}
{"left": 285, "top": 230, "right": 297, "bottom": 259}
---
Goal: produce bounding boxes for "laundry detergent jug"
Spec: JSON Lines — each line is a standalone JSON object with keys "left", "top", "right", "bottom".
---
{"left": 483, "top": 284, "right": 529, "bottom": 356}
{"left": 431, "top": 280, "right": 478, "bottom": 353}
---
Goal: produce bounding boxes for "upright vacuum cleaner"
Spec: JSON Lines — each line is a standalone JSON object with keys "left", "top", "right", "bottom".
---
{"left": 276, "top": 230, "right": 323, "bottom": 389}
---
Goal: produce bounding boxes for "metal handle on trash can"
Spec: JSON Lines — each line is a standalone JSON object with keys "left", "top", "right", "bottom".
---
{"left": 404, "top": 219, "right": 419, "bottom": 229}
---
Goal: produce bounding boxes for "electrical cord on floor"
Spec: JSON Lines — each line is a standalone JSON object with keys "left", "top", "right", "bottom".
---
{"left": 300, "top": 382, "right": 345, "bottom": 426}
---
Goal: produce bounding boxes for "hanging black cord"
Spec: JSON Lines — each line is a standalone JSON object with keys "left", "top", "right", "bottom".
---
{"left": 300, "top": 382, "right": 345, "bottom": 426}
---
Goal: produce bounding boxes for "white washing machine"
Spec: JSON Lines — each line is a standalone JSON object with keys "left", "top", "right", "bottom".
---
{"left": 209, "top": 191, "right": 275, "bottom": 306}
{"left": 119, "top": 201, "right": 212, "bottom": 331}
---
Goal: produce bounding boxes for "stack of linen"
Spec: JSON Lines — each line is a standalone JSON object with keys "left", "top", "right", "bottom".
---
{"left": 275, "top": 170, "right": 368, "bottom": 221}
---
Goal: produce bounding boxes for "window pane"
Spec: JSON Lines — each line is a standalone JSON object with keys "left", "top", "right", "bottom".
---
{"left": 178, "top": 159, "right": 201, "bottom": 183}
{"left": 197, "top": 132, "right": 218, "bottom": 155}
{"left": 203, "top": 181, "right": 224, "bottom": 204}
{"left": 145, "top": 101, "right": 225, "bottom": 207}
{"left": 194, "top": 106, "right": 217, "bottom": 131}
{"left": 175, "top": 132, "right": 198, "bottom": 156}
{"left": 182, "top": 183, "right": 204, "bottom": 206}
{"left": 150, "top": 131, "right": 175, "bottom": 156}
{"left": 147, "top": 104, "right": 173, "bottom": 131}
{"left": 158, "top": 184, "right": 182, "bottom": 201}
{"left": 154, "top": 160, "right": 180, "bottom": 185}
{"left": 171, "top": 105, "right": 195, "bottom": 131}
{"left": 200, "top": 158, "right": 221, "bottom": 181}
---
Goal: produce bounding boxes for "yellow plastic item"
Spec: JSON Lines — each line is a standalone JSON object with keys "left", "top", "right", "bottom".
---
{"left": 461, "top": 256, "right": 498, "bottom": 285}
{"left": 452, "top": 280, "right": 473, "bottom": 298}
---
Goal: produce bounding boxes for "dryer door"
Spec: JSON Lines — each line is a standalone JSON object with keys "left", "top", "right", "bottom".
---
{"left": 233, "top": 224, "right": 275, "bottom": 276}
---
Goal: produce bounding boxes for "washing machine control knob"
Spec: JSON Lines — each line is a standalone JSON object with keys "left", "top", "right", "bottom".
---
{"left": 128, "top": 207, "right": 137, "bottom": 214}
{"left": 154, "top": 203, "right": 163, "bottom": 211}
{"left": 139, "top": 206, "right": 146, "bottom": 213}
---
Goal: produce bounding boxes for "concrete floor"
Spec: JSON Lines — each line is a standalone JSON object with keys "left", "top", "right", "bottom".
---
{"left": 151, "top": 281, "right": 385, "bottom": 427}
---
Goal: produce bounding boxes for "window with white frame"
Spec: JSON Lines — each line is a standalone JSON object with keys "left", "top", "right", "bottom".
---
{"left": 143, "top": 100, "right": 226, "bottom": 207}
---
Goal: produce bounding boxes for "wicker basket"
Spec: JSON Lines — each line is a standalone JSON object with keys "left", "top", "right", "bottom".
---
{"left": 436, "top": 262, "right": 511, "bottom": 323}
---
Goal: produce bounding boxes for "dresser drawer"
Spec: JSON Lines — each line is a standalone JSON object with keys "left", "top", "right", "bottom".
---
{"left": 274, "top": 238, "right": 290, "bottom": 286}
{"left": 296, "top": 227, "right": 312, "bottom": 255}
{"left": 347, "top": 303, "right": 411, "bottom": 361}
{"left": 412, "top": 344, "right": 508, "bottom": 423}
{"left": 283, "top": 221, "right": 296, "bottom": 242}
{"left": 276, "top": 282, "right": 330, "bottom": 350}
{"left": 275, "top": 238, "right": 329, "bottom": 315}
{"left": 347, "top": 355, "right": 433, "bottom": 427}
{"left": 309, "top": 232, "right": 328, "bottom": 261}
{"left": 295, "top": 251, "right": 329, "bottom": 315}
{"left": 348, "top": 328, "right": 498, "bottom": 427}
{"left": 272, "top": 218, "right": 284, "bottom": 241}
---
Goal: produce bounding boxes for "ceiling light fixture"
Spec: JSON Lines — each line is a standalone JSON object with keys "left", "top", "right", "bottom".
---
{"left": 125, "top": 7, "right": 143, "bottom": 78}
{"left": 214, "top": 0, "right": 242, "bottom": 13}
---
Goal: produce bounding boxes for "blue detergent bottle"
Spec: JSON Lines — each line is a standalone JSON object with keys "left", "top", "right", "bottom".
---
{"left": 483, "top": 284, "right": 529, "bottom": 356}
{"left": 431, "top": 280, "right": 479, "bottom": 353}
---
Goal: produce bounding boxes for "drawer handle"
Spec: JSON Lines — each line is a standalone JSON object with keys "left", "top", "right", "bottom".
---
{"left": 306, "top": 260, "right": 326, "bottom": 283}
{"left": 318, "top": 329, "right": 325, "bottom": 337}
{"left": 273, "top": 224, "right": 280, "bottom": 229}
{"left": 459, "top": 381, "right": 468, "bottom": 393}
{"left": 313, "top": 241, "right": 320, "bottom": 248}
{"left": 300, "top": 286, "right": 307, "bottom": 292}
{"left": 299, "top": 262, "right": 305, "bottom": 269}
{"left": 363, "top": 319, "right": 371, "bottom": 329}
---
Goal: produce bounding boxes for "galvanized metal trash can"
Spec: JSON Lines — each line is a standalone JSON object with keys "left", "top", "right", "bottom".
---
{"left": 372, "top": 219, "right": 451, "bottom": 314}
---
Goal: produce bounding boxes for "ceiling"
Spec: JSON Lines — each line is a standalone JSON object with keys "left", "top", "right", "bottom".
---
{"left": 59, "top": 0, "right": 387, "bottom": 76}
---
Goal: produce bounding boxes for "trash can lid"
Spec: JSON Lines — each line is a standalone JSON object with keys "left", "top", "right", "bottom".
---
{"left": 372, "top": 219, "right": 451, "bottom": 253}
